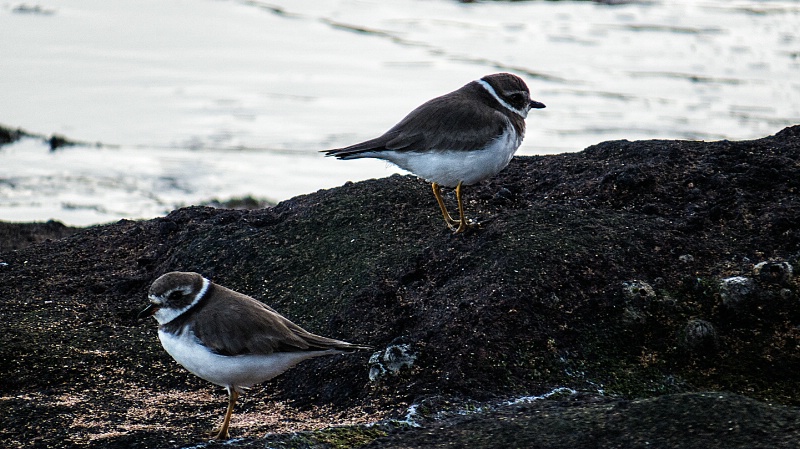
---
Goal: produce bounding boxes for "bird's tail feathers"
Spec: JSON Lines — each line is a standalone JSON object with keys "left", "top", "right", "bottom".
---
{"left": 303, "top": 332, "right": 372, "bottom": 352}
{"left": 323, "top": 148, "right": 377, "bottom": 160}
{"left": 322, "top": 136, "right": 389, "bottom": 160}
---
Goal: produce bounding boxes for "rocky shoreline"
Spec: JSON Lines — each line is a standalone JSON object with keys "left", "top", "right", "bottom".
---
{"left": 1, "top": 126, "right": 798, "bottom": 448}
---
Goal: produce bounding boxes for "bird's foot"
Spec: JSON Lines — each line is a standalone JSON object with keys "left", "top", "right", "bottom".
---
{"left": 443, "top": 216, "right": 460, "bottom": 229}
{"left": 207, "top": 426, "right": 230, "bottom": 440}
{"left": 449, "top": 217, "right": 480, "bottom": 234}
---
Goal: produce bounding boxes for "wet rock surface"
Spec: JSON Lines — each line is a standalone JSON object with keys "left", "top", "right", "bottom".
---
{"left": 0, "top": 124, "right": 87, "bottom": 151}
{"left": 1, "top": 126, "right": 798, "bottom": 448}
{"left": 0, "top": 220, "right": 80, "bottom": 253}
{"left": 364, "top": 392, "right": 800, "bottom": 449}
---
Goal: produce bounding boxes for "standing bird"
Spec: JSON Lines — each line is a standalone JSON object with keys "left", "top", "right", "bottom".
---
{"left": 138, "top": 271, "right": 370, "bottom": 440}
{"left": 323, "top": 73, "right": 545, "bottom": 233}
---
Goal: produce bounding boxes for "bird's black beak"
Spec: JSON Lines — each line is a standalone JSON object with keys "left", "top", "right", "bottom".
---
{"left": 137, "top": 303, "right": 158, "bottom": 321}
{"left": 530, "top": 100, "right": 546, "bottom": 109}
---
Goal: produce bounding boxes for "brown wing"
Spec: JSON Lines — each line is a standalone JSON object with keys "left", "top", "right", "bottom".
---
{"left": 383, "top": 92, "right": 509, "bottom": 152}
{"left": 323, "top": 84, "right": 508, "bottom": 158}
{"left": 191, "top": 284, "right": 367, "bottom": 356}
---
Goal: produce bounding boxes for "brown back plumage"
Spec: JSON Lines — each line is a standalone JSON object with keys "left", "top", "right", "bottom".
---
{"left": 162, "top": 282, "right": 370, "bottom": 356}
{"left": 323, "top": 73, "right": 531, "bottom": 159}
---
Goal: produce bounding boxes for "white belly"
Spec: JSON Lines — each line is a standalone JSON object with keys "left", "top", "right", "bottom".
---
{"left": 379, "top": 127, "right": 522, "bottom": 188}
{"left": 158, "top": 328, "right": 339, "bottom": 391}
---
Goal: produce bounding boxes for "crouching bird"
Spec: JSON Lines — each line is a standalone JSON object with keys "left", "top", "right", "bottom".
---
{"left": 138, "top": 271, "right": 370, "bottom": 440}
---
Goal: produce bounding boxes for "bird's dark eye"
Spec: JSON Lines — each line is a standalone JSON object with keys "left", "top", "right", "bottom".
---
{"left": 167, "top": 291, "right": 183, "bottom": 301}
{"left": 509, "top": 93, "right": 525, "bottom": 103}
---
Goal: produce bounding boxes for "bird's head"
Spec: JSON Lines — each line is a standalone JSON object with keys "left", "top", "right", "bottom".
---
{"left": 138, "top": 271, "right": 209, "bottom": 325}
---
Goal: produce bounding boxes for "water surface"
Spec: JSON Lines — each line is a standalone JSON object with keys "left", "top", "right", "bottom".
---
{"left": 1, "top": 0, "right": 798, "bottom": 225}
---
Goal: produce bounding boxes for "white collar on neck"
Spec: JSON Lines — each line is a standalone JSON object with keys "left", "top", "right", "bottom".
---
{"left": 477, "top": 79, "right": 528, "bottom": 119}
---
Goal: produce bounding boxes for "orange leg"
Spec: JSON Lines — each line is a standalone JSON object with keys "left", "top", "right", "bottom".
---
{"left": 210, "top": 388, "right": 239, "bottom": 440}
{"left": 453, "top": 181, "right": 471, "bottom": 234}
{"left": 431, "top": 182, "right": 459, "bottom": 229}
{"left": 432, "top": 181, "right": 472, "bottom": 233}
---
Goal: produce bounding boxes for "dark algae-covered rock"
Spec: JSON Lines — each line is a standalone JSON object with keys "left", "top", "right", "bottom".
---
{"left": 364, "top": 392, "right": 800, "bottom": 449}
{"left": 0, "top": 220, "right": 79, "bottom": 253}
{"left": 1, "top": 126, "right": 798, "bottom": 448}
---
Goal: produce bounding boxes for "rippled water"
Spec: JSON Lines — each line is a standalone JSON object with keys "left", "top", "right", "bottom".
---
{"left": 1, "top": 0, "right": 798, "bottom": 225}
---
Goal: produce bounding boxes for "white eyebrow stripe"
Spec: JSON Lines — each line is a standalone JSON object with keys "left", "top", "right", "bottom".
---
{"left": 153, "top": 277, "right": 211, "bottom": 325}
{"left": 477, "top": 79, "right": 528, "bottom": 118}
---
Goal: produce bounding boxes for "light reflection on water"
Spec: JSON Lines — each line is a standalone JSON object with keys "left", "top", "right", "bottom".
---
{"left": 0, "top": 0, "right": 798, "bottom": 225}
